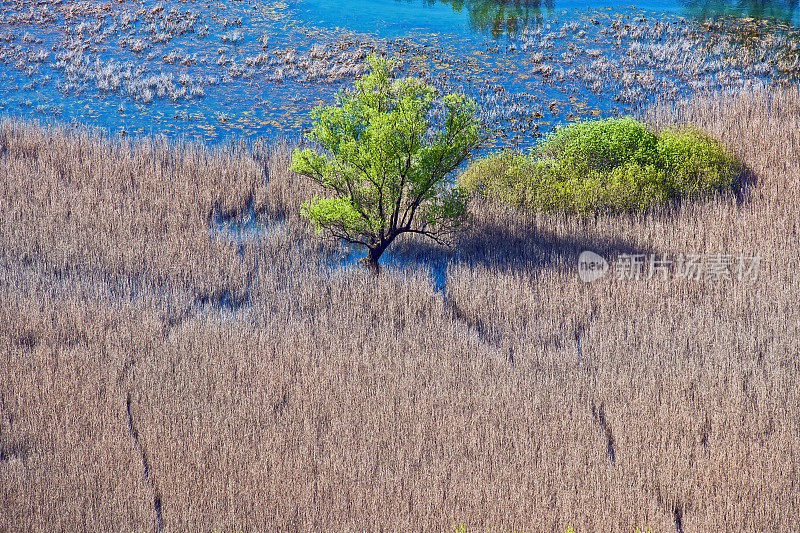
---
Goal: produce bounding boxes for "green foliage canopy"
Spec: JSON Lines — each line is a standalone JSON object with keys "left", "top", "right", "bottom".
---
{"left": 459, "top": 117, "right": 743, "bottom": 214}
{"left": 292, "top": 55, "right": 481, "bottom": 268}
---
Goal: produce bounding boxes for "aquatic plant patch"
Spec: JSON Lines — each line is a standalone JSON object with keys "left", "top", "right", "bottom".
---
{"left": 0, "top": 0, "right": 797, "bottom": 150}
{"left": 459, "top": 117, "right": 743, "bottom": 213}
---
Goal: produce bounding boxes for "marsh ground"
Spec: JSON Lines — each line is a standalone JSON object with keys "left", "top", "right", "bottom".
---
{"left": 1, "top": 86, "right": 799, "bottom": 531}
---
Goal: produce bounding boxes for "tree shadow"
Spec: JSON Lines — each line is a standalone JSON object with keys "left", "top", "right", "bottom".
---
{"left": 383, "top": 207, "right": 657, "bottom": 291}
{"left": 369, "top": 209, "right": 654, "bottom": 357}
{"left": 733, "top": 164, "right": 759, "bottom": 207}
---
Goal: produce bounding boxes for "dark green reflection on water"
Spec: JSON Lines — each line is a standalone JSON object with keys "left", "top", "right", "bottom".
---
{"left": 400, "top": 0, "right": 799, "bottom": 37}
{"left": 439, "top": 0, "right": 556, "bottom": 37}
{"left": 682, "top": 0, "right": 799, "bottom": 23}
{"left": 399, "top": 0, "right": 556, "bottom": 38}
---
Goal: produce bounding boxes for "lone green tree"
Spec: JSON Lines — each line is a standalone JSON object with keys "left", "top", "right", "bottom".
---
{"left": 291, "top": 55, "right": 482, "bottom": 271}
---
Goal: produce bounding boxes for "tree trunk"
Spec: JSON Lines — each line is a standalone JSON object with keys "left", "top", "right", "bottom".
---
{"left": 363, "top": 244, "right": 387, "bottom": 273}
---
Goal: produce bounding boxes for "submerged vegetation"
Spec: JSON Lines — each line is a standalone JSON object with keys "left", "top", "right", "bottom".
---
{"left": 460, "top": 117, "right": 743, "bottom": 213}
{"left": 1, "top": 0, "right": 799, "bottom": 146}
{"left": 2, "top": 84, "right": 800, "bottom": 530}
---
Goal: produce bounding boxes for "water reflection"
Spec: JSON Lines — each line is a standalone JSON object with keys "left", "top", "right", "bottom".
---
{"left": 682, "top": 0, "right": 800, "bottom": 23}
{"left": 406, "top": 0, "right": 800, "bottom": 35}
{"left": 403, "top": 0, "right": 556, "bottom": 38}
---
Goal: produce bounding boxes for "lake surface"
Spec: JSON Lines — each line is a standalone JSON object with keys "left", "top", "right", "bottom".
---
{"left": 0, "top": 0, "right": 798, "bottom": 151}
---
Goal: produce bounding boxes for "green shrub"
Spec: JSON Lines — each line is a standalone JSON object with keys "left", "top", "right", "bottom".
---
{"left": 458, "top": 150, "right": 528, "bottom": 207}
{"left": 459, "top": 117, "right": 743, "bottom": 214}
{"left": 657, "top": 126, "right": 742, "bottom": 198}
{"left": 536, "top": 117, "right": 661, "bottom": 178}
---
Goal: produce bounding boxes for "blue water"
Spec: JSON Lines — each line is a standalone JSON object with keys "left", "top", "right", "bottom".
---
{"left": 0, "top": 0, "right": 798, "bottom": 150}
{"left": 298, "top": 0, "right": 799, "bottom": 37}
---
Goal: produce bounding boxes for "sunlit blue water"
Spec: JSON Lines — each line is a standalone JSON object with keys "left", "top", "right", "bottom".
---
{"left": 0, "top": 0, "right": 798, "bottom": 150}
{"left": 297, "top": 0, "right": 800, "bottom": 37}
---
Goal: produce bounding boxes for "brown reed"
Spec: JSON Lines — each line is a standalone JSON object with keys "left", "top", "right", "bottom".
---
{"left": 1, "top": 85, "right": 799, "bottom": 531}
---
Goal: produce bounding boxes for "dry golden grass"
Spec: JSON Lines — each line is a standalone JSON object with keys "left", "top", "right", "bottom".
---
{"left": 0, "top": 120, "right": 267, "bottom": 301}
{"left": 0, "top": 291, "right": 161, "bottom": 531}
{"left": 1, "top": 86, "right": 799, "bottom": 532}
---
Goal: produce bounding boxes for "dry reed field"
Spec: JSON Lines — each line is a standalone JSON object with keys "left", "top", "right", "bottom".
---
{"left": 1, "top": 86, "right": 800, "bottom": 532}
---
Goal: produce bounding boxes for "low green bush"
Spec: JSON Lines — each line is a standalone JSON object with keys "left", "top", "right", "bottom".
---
{"left": 457, "top": 150, "right": 529, "bottom": 207}
{"left": 459, "top": 117, "right": 743, "bottom": 214}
